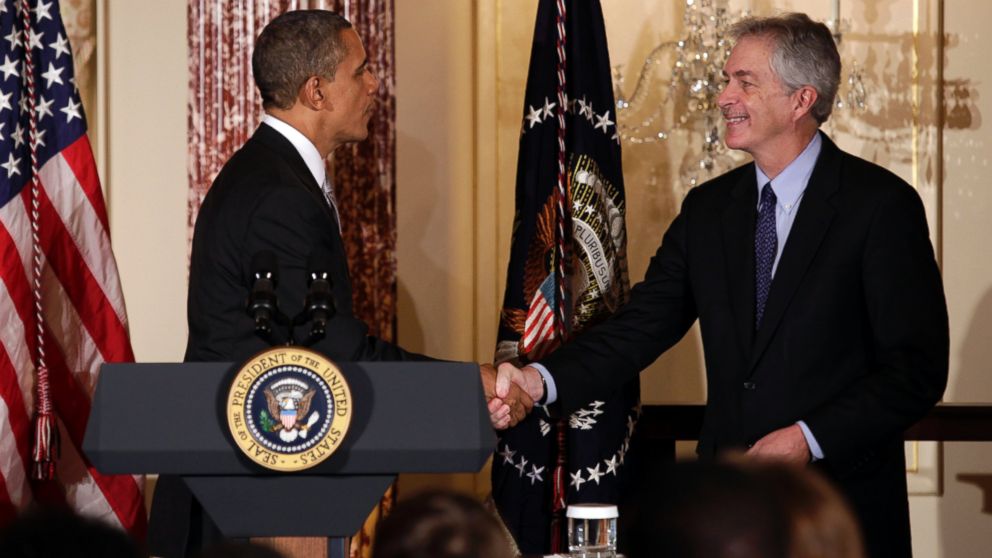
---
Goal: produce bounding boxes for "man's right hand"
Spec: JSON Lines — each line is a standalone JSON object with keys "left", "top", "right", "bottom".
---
{"left": 496, "top": 362, "right": 545, "bottom": 405}
{"left": 481, "top": 363, "right": 533, "bottom": 430}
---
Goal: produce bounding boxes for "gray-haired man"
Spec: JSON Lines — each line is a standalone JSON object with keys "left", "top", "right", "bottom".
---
{"left": 497, "top": 13, "right": 948, "bottom": 557}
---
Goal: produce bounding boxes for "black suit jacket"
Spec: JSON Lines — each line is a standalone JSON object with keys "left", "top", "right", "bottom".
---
{"left": 185, "top": 123, "right": 423, "bottom": 364}
{"left": 153, "top": 124, "right": 426, "bottom": 558}
{"left": 542, "top": 133, "right": 948, "bottom": 556}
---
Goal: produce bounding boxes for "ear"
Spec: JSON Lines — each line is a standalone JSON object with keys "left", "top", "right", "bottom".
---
{"left": 298, "top": 76, "right": 328, "bottom": 111}
{"left": 792, "top": 85, "right": 818, "bottom": 121}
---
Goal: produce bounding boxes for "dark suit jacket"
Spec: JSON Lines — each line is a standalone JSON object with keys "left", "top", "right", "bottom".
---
{"left": 152, "top": 123, "right": 423, "bottom": 558}
{"left": 541, "top": 133, "right": 949, "bottom": 557}
{"left": 185, "top": 122, "right": 423, "bottom": 364}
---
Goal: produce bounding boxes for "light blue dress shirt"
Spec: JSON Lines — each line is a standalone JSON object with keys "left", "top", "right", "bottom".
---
{"left": 533, "top": 132, "right": 825, "bottom": 460}
{"left": 755, "top": 132, "right": 825, "bottom": 460}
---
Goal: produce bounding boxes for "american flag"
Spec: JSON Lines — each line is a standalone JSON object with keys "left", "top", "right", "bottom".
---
{"left": 0, "top": 0, "right": 145, "bottom": 537}
{"left": 522, "top": 274, "right": 557, "bottom": 359}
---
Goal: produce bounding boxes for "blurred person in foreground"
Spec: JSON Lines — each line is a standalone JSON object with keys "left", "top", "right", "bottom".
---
{"left": 754, "top": 461, "right": 866, "bottom": 558}
{"left": 496, "top": 12, "right": 947, "bottom": 557}
{"left": 624, "top": 459, "right": 864, "bottom": 558}
{"left": 372, "top": 491, "right": 515, "bottom": 558}
{"left": 0, "top": 507, "right": 144, "bottom": 558}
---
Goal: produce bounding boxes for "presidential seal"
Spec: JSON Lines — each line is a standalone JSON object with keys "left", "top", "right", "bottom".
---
{"left": 226, "top": 347, "right": 352, "bottom": 472}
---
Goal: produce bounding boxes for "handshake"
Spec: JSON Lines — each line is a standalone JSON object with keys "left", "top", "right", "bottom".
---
{"left": 479, "top": 363, "right": 547, "bottom": 430}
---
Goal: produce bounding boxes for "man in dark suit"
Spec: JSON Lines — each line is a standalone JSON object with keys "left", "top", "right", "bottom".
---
{"left": 184, "top": 9, "right": 528, "bottom": 420}
{"left": 185, "top": 10, "right": 410, "bottom": 365}
{"left": 496, "top": 13, "right": 948, "bottom": 557}
{"left": 152, "top": 11, "right": 529, "bottom": 556}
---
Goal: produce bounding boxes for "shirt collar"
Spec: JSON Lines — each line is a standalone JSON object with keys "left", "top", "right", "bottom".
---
{"left": 755, "top": 131, "right": 822, "bottom": 210}
{"left": 261, "top": 114, "right": 327, "bottom": 188}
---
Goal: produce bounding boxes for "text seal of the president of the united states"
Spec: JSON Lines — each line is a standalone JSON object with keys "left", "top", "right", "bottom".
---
{"left": 226, "top": 347, "right": 353, "bottom": 472}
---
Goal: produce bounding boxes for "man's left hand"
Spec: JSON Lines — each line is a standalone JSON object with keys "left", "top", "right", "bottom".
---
{"left": 745, "top": 424, "right": 811, "bottom": 465}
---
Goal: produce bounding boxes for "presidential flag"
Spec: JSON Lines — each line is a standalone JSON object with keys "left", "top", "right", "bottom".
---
{"left": 0, "top": 0, "right": 146, "bottom": 537}
{"left": 493, "top": 0, "right": 638, "bottom": 553}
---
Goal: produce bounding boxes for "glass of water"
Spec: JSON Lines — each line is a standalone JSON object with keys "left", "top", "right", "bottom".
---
{"left": 567, "top": 503, "right": 618, "bottom": 558}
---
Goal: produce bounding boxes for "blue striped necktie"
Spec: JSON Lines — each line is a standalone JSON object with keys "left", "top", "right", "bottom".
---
{"left": 755, "top": 182, "right": 777, "bottom": 329}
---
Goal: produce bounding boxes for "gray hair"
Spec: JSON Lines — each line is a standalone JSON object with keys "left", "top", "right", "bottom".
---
{"left": 252, "top": 10, "right": 353, "bottom": 110}
{"left": 729, "top": 13, "right": 841, "bottom": 124}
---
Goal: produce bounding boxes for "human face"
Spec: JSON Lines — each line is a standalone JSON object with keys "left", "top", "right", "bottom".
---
{"left": 717, "top": 36, "right": 799, "bottom": 164}
{"left": 320, "top": 29, "right": 380, "bottom": 145}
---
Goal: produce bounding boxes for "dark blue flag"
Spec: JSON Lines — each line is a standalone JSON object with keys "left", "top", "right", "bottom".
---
{"left": 493, "top": 0, "right": 639, "bottom": 553}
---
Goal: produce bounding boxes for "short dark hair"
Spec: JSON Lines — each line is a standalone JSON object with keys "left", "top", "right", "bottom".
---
{"left": 730, "top": 13, "right": 841, "bottom": 124}
{"left": 372, "top": 491, "right": 515, "bottom": 558}
{"left": 252, "top": 10, "right": 353, "bottom": 110}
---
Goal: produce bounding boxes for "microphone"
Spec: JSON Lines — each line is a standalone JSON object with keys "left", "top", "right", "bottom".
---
{"left": 247, "top": 250, "right": 279, "bottom": 336}
{"left": 304, "top": 249, "right": 336, "bottom": 341}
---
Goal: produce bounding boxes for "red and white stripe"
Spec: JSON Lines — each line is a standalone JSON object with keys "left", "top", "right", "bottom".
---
{"left": 522, "top": 288, "right": 557, "bottom": 359}
{"left": 0, "top": 135, "right": 147, "bottom": 537}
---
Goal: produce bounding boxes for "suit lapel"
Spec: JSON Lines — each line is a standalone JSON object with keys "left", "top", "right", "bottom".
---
{"left": 747, "top": 135, "right": 842, "bottom": 374}
{"left": 722, "top": 165, "right": 758, "bottom": 355}
{"left": 252, "top": 123, "right": 340, "bottom": 226}
{"left": 251, "top": 123, "right": 353, "bottom": 312}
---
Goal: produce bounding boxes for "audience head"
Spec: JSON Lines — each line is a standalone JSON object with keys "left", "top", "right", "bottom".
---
{"left": 0, "top": 506, "right": 144, "bottom": 558}
{"left": 752, "top": 462, "right": 866, "bottom": 558}
{"left": 372, "top": 490, "right": 514, "bottom": 558}
{"left": 624, "top": 458, "right": 865, "bottom": 558}
{"left": 626, "top": 460, "right": 790, "bottom": 558}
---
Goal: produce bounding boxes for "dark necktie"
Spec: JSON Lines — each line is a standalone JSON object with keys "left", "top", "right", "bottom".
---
{"left": 755, "top": 182, "right": 777, "bottom": 329}
{"left": 321, "top": 177, "right": 342, "bottom": 234}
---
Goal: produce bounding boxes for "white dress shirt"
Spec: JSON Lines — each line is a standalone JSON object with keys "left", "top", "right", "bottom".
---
{"left": 261, "top": 114, "right": 327, "bottom": 187}
{"left": 260, "top": 114, "right": 342, "bottom": 229}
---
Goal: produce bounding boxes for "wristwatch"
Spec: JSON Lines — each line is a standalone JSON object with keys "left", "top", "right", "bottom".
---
{"left": 536, "top": 372, "right": 548, "bottom": 406}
